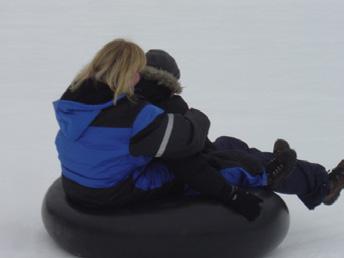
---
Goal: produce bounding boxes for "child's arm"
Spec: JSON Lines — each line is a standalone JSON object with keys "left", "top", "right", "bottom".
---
{"left": 135, "top": 84, "right": 217, "bottom": 151}
{"left": 129, "top": 106, "right": 210, "bottom": 159}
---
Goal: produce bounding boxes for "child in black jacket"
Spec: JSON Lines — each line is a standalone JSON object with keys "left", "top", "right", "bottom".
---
{"left": 135, "top": 49, "right": 344, "bottom": 213}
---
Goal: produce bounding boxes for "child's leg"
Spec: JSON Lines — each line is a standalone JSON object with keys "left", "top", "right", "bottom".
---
{"left": 163, "top": 153, "right": 265, "bottom": 221}
{"left": 163, "top": 154, "right": 232, "bottom": 199}
{"left": 213, "top": 136, "right": 330, "bottom": 209}
{"left": 113, "top": 157, "right": 237, "bottom": 207}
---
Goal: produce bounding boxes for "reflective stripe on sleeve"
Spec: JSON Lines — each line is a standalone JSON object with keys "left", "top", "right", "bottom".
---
{"left": 155, "top": 114, "right": 174, "bottom": 157}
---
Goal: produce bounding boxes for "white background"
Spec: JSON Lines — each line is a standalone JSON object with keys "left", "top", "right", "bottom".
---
{"left": 0, "top": 1, "right": 343, "bottom": 257}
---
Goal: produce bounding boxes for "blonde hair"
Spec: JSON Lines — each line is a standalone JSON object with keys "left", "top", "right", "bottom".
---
{"left": 69, "top": 39, "right": 146, "bottom": 101}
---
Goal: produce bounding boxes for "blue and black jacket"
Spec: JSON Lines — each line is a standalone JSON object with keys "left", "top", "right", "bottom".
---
{"left": 53, "top": 78, "right": 211, "bottom": 193}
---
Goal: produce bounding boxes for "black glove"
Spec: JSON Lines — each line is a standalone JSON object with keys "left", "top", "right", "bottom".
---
{"left": 222, "top": 186, "right": 263, "bottom": 221}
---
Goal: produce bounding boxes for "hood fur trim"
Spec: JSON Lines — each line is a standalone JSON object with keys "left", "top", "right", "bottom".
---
{"left": 140, "top": 66, "right": 183, "bottom": 94}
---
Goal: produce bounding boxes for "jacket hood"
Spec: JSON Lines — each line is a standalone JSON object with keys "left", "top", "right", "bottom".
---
{"left": 53, "top": 99, "right": 113, "bottom": 141}
{"left": 140, "top": 66, "right": 183, "bottom": 94}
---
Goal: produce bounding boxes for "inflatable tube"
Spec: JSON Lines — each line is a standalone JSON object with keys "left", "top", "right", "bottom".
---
{"left": 42, "top": 178, "right": 289, "bottom": 258}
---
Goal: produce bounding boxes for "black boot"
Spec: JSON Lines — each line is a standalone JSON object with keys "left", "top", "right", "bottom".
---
{"left": 273, "top": 138, "right": 290, "bottom": 154}
{"left": 267, "top": 139, "right": 297, "bottom": 189}
{"left": 323, "top": 160, "right": 344, "bottom": 205}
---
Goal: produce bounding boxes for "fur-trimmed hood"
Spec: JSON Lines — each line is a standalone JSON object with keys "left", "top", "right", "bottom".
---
{"left": 140, "top": 66, "right": 183, "bottom": 94}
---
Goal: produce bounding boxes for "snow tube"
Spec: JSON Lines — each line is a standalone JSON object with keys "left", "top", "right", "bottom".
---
{"left": 42, "top": 178, "right": 289, "bottom": 258}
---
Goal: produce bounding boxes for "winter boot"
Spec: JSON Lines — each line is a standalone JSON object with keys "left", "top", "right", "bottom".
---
{"left": 323, "top": 160, "right": 344, "bottom": 205}
{"left": 267, "top": 139, "right": 297, "bottom": 189}
{"left": 273, "top": 138, "right": 290, "bottom": 154}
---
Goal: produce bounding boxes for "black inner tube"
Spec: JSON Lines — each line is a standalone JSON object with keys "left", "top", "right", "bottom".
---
{"left": 42, "top": 178, "right": 290, "bottom": 258}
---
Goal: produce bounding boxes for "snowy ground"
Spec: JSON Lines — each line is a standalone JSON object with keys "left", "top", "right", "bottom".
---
{"left": 0, "top": 1, "right": 343, "bottom": 257}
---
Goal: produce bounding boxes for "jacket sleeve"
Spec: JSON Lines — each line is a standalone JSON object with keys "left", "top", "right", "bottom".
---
{"left": 129, "top": 106, "right": 210, "bottom": 159}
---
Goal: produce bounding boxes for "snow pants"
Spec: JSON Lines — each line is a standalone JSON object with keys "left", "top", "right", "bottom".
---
{"left": 213, "top": 136, "right": 330, "bottom": 209}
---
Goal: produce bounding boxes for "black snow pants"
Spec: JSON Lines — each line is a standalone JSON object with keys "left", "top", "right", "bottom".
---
{"left": 212, "top": 136, "right": 330, "bottom": 209}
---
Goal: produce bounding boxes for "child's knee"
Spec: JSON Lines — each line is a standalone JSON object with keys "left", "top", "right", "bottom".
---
{"left": 214, "top": 136, "right": 250, "bottom": 151}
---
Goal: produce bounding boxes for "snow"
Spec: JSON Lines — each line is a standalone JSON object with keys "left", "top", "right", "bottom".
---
{"left": 0, "top": 0, "right": 343, "bottom": 257}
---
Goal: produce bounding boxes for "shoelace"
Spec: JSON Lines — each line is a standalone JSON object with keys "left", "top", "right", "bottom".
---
{"left": 267, "top": 158, "right": 285, "bottom": 177}
{"left": 271, "top": 164, "right": 284, "bottom": 176}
